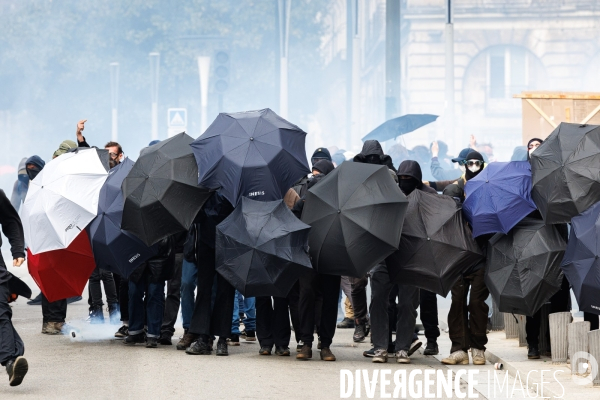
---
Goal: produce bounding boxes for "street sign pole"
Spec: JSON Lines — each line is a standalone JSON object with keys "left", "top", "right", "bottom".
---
{"left": 198, "top": 56, "right": 211, "bottom": 133}
{"left": 150, "top": 52, "right": 160, "bottom": 141}
{"left": 278, "top": 0, "right": 291, "bottom": 119}
{"left": 110, "top": 62, "right": 119, "bottom": 142}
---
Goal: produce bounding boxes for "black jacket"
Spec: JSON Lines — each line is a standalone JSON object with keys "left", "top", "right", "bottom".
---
{"left": 0, "top": 190, "right": 25, "bottom": 284}
{"left": 353, "top": 140, "right": 397, "bottom": 173}
{"left": 396, "top": 160, "right": 437, "bottom": 195}
{"left": 129, "top": 236, "right": 175, "bottom": 283}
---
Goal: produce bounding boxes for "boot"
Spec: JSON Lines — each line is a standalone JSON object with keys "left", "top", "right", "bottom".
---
{"left": 89, "top": 306, "right": 104, "bottom": 324}
{"left": 353, "top": 319, "right": 367, "bottom": 342}
{"left": 108, "top": 304, "right": 120, "bottom": 325}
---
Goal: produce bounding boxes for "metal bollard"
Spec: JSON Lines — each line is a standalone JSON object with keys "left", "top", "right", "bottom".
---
{"left": 517, "top": 314, "right": 527, "bottom": 347}
{"left": 504, "top": 313, "right": 518, "bottom": 339}
{"left": 549, "top": 312, "right": 571, "bottom": 364}
{"left": 490, "top": 298, "right": 505, "bottom": 331}
{"left": 587, "top": 330, "right": 600, "bottom": 386}
{"left": 568, "top": 321, "right": 590, "bottom": 375}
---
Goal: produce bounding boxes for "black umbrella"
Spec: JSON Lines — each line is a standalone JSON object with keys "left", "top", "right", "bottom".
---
{"left": 88, "top": 158, "right": 158, "bottom": 278}
{"left": 301, "top": 161, "right": 408, "bottom": 277}
{"left": 191, "top": 108, "right": 310, "bottom": 206}
{"left": 121, "top": 133, "right": 213, "bottom": 246}
{"left": 486, "top": 218, "right": 567, "bottom": 317}
{"left": 561, "top": 201, "right": 600, "bottom": 315}
{"left": 531, "top": 122, "right": 600, "bottom": 224}
{"left": 386, "top": 190, "right": 484, "bottom": 296}
{"left": 216, "top": 197, "right": 312, "bottom": 297}
{"left": 361, "top": 114, "right": 438, "bottom": 142}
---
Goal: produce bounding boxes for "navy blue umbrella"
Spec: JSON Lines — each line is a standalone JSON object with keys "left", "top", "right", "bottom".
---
{"left": 561, "top": 201, "right": 600, "bottom": 315}
{"left": 88, "top": 158, "right": 157, "bottom": 278}
{"left": 191, "top": 109, "right": 310, "bottom": 206}
{"left": 463, "top": 161, "right": 537, "bottom": 237}
{"left": 361, "top": 114, "right": 438, "bottom": 142}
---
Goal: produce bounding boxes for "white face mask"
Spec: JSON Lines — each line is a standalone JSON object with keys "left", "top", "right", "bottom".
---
{"left": 528, "top": 149, "right": 535, "bottom": 157}
{"left": 459, "top": 165, "right": 466, "bottom": 172}
{"left": 468, "top": 165, "right": 481, "bottom": 173}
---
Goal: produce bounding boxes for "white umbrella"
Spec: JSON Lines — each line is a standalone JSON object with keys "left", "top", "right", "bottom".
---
{"left": 22, "top": 148, "right": 109, "bottom": 254}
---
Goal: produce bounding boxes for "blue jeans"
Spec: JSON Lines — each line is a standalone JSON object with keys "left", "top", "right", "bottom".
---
{"left": 128, "top": 278, "right": 165, "bottom": 338}
{"left": 232, "top": 291, "right": 256, "bottom": 334}
{"left": 180, "top": 259, "right": 197, "bottom": 331}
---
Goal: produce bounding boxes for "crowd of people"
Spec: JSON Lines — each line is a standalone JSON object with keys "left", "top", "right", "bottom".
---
{"left": 0, "top": 120, "right": 593, "bottom": 388}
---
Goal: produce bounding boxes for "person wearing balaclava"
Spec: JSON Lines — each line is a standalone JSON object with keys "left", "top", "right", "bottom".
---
{"left": 527, "top": 138, "right": 543, "bottom": 161}
{"left": 441, "top": 150, "right": 490, "bottom": 366}
{"left": 10, "top": 158, "right": 29, "bottom": 213}
{"left": 366, "top": 160, "right": 439, "bottom": 364}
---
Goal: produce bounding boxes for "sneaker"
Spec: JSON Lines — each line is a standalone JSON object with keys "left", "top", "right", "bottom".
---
{"left": 228, "top": 335, "right": 240, "bottom": 346}
{"left": 408, "top": 340, "right": 422, "bottom": 356}
{"left": 337, "top": 317, "right": 355, "bottom": 329}
{"left": 146, "top": 337, "right": 158, "bottom": 348}
{"left": 441, "top": 350, "right": 469, "bottom": 365}
{"left": 472, "top": 348, "right": 486, "bottom": 365}
{"left": 424, "top": 341, "right": 439, "bottom": 355}
{"left": 216, "top": 339, "right": 228, "bottom": 356}
{"left": 186, "top": 340, "right": 212, "bottom": 355}
{"left": 528, "top": 346, "right": 540, "bottom": 360}
{"left": 259, "top": 345, "right": 273, "bottom": 355}
{"left": 320, "top": 347, "right": 336, "bottom": 361}
{"left": 41, "top": 322, "right": 49, "bottom": 334}
{"left": 177, "top": 332, "right": 199, "bottom": 351}
{"left": 44, "top": 322, "right": 63, "bottom": 335}
{"left": 241, "top": 330, "right": 256, "bottom": 342}
{"left": 397, "top": 350, "right": 410, "bottom": 364}
{"left": 158, "top": 334, "right": 172, "bottom": 346}
{"left": 296, "top": 344, "right": 312, "bottom": 360}
{"left": 372, "top": 349, "right": 388, "bottom": 363}
{"left": 114, "top": 325, "right": 128, "bottom": 338}
{"left": 89, "top": 306, "right": 104, "bottom": 324}
{"left": 27, "top": 293, "right": 42, "bottom": 305}
{"left": 124, "top": 333, "right": 145, "bottom": 345}
{"left": 6, "top": 356, "right": 28, "bottom": 387}
{"left": 353, "top": 320, "right": 367, "bottom": 342}
{"left": 108, "top": 304, "right": 120, "bottom": 325}
{"left": 66, "top": 296, "right": 83, "bottom": 304}
{"left": 275, "top": 346, "right": 290, "bottom": 356}
{"left": 363, "top": 347, "right": 376, "bottom": 357}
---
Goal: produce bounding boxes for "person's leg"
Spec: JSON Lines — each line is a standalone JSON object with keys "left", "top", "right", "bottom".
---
{"left": 585, "top": 313, "right": 600, "bottom": 331}
{"left": 243, "top": 296, "right": 256, "bottom": 333}
{"left": 119, "top": 277, "right": 129, "bottom": 324}
{"left": 298, "top": 272, "right": 317, "bottom": 346}
{"left": 88, "top": 267, "right": 104, "bottom": 309}
{"left": 351, "top": 275, "right": 369, "bottom": 321}
{"left": 369, "top": 268, "right": 393, "bottom": 351}
{"left": 420, "top": 289, "right": 440, "bottom": 345}
{"left": 447, "top": 275, "right": 470, "bottom": 353}
{"left": 161, "top": 253, "right": 183, "bottom": 340}
{"left": 287, "top": 281, "right": 301, "bottom": 343}
{"left": 467, "top": 268, "right": 489, "bottom": 351}
{"left": 210, "top": 271, "right": 236, "bottom": 339}
{"left": 526, "top": 311, "right": 542, "bottom": 348}
{"left": 127, "top": 279, "right": 146, "bottom": 336}
{"left": 231, "top": 290, "right": 242, "bottom": 337}
{"left": 100, "top": 269, "right": 118, "bottom": 305}
{"left": 0, "top": 282, "right": 24, "bottom": 366}
{"left": 395, "top": 285, "right": 420, "bottom": 354}
{"left": 188, "top": 260, "right": 216, "bottom": 337}
{"left": 255, "top": 296, "right": 274, "bottom": 348}
{"left": 340, "top": 276, "right": 354, "bottom": 323}
{"left": 180, "top": 259, "right": 198, "bottom": 332}
{"left": 273, "top": 296, "right": 291, "bottom": 348}
{"left": 388, "top": 284, "right": 398, "bottom": 348}
{"left": 146, "top": 280, "right": 166, "bottom": 339}
{"left": 318, "top": 274, "right": 341, "bottom": 349}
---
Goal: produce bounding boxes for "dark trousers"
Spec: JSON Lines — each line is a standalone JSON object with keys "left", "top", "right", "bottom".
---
{"left": 287, "top": 281, "right": 302, "bottom": 343}
{"left": 117, "top": 276, "right": 129, "bottom": 322}
{"left": 420, "top": 289, "right": 440, "bottom": 343}
{"left": 448, "top": 267, "right": 489, "bottom": 352}
{"left": 189, "top": 244, "right": 235, "bottom": 338}
{"left": 585, "top": 313, "right": 600, "bottom": 331}
{"left": 161, "top": 253, "right": 183, "bottom": 337}
{"left": 0, "top": 282, "right": 24, "bottom": 366}
{"left": 350, "top": 275, "right": 369, "bottom": 322}
{"left": 41, "top": 294, "right": 67, "bottom": 323}
{"left": 256, "top": 296, "right": 291, "bottom": 348}
{"left": 298, "top": 272, "right": 340, "bottom": 348}
{"left": 88, "top": 267, "right": 118, "bottom": 309}
{"left": 526, "top": 276, "right": 571, "bottom": 346}
{"left": 128, "top": 277, "right": 165, "bottom": 338}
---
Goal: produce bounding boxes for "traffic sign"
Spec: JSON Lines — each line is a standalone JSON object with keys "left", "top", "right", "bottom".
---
{"left": 168, "top": 108, "right": 187, "bottom": 128}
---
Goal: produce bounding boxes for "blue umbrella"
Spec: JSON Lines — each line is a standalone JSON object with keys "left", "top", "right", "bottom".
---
{"left": 88, "top": 158, "right": 157, "bottom": 278}
{"left": 561, "top": 201, "right": 600, "bottom": 315}
{"left": 463, "top": 161, "right": 537, "bottom": 237}
{"left": 191, "top": 108, "right": 310, "bottom": 206}
{"left": 361, "top": 114, "right": 438, "bottom": 142}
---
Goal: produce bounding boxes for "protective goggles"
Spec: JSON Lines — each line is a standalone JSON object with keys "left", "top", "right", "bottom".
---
{"left": 466, "top": 160, "right": 482, "bottom": 167}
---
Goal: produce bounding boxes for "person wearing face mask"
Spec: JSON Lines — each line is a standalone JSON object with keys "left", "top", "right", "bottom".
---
{"left": 527, "top": 138, "right": 543, "bottom": 161}
{"left": 427, "top": 147, "right": 474, "bottom": 192}
{"left": 10, "top": 159, "right": 29, "bottom": 213}
{"left": 440, "top": 150, "right": 490, "bottom": 366}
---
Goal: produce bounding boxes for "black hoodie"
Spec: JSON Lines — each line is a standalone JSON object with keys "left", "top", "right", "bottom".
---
{"left": 353, "top": 140, "right": 397, "bottom": 173}
{"left": 396, "top": 160, "right": 437, "bottom": 195}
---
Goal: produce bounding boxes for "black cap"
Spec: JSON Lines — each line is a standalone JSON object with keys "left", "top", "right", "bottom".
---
{"left": 451, "top": 148, "right": 475, "bottom": 163}
{"left": 311, "top": 147, "right": 332, "bottom": 161}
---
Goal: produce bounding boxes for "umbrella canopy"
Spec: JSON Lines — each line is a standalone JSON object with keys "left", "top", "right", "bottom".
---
{"left": 216, "top": 197, "right": 312, "bottom": 297}
{"left": 301, "top": 161, "right": 408, "bottom": 277}
{"left": 361, "top": 114, "right": 438, "bottom": 142}
{"left": 561, "top": 201, "right": 600, "bottom": 315}
{"left": 191, "top": 108, "right": 310, "bottom": 206}
{"left": 486, "top": 218, "right": 566, "bottom": 317}
{"left": 88, "top": 158, "right": 158, "bottom": 278}
{"left": 27, "top": 230, "right": 96, "bottom": 302}
{"left": 121, "top": 133, "right": 213, "bottom": 246}
{"left": 21, "top": 147, "right": 109, "bottom": 255}
{"left": 531, "top": 122, "right": 600, "bottom": 224}
{"left": 463, "top": 161, "right": 537, "bottom": 237}
{"left": 386, "top": 190, "right": 484, "bottom": 296}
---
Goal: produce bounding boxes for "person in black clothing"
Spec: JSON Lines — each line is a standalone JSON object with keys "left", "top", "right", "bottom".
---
{"left": 0, "top": 189, "right": 29, "bottom": 386}
{"left": 159, "top": 232, "right": 187, "bottom": 345}
{"left": 292, "top": 160, "right": 339, "bottom": 361}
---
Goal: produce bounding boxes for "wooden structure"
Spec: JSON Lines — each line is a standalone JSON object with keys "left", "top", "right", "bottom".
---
{"left": 514, "top": 91, "right": 600, "bottom": 144}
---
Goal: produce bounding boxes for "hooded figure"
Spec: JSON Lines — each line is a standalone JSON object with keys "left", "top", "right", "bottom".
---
{"left": 310, "top": 147, "right": 332, "bottom": 166}
{"left": 526, "top": 138, "right": 543, "bottom": 162}
{"left": 463, "top": 150, "right": 485, "bottom": 182}
{"left": 10, "top": 158, "right": 29, "bottom": 212}
{"left": 353, "top": 140, "right": 397, "bottom": 173}
{"left": 312, "top": 159, "right": 335, "bottom": 176}
{"left": 24, "top": 156, "right": 45, "bottom": 182}
{"left": 292, "top": 160, "right": 335, "bottom": 218}
{"left": 396, "top": 160, "right": 437, "bottom": 196}
{"left": 52, "top": 140, "right": 78, "bottom": 159}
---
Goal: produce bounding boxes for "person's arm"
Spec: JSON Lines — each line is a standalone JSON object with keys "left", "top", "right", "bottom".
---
{"left": 0, "top": 190, "right": 25, "bottom": 265}
{"left": 76, "top": 119, "right": 91, "bottom": 148}
{"left": 10, "top": 180, "right": 20, "bottom": 212}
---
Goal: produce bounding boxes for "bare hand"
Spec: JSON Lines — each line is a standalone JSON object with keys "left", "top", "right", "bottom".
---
{"left": 76, "top": 119, "right": 87, "bottom": 142}
{"left": 469, "top": 134, "right": 477, "bottom": 149}
{"left": 13, "top": 257, "right": 24, "bottom": 267}
{"left": 431, "top": 141, "right": 439, "bottom": 157}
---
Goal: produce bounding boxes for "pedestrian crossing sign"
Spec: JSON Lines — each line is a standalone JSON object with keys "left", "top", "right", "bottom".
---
{"left": 168, "top": 108, "right": 187, "bottom": 128}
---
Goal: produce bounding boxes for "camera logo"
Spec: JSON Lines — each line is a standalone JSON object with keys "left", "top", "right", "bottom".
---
{"left": 571, "top": 351, "right": 599, "bottom": 386}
